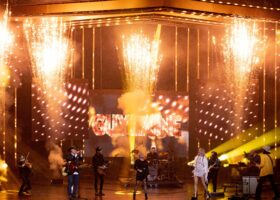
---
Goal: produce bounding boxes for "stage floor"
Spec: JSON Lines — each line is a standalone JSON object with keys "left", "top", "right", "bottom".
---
{"left": 0, "top": 179, "right": 278, "bottom": 200}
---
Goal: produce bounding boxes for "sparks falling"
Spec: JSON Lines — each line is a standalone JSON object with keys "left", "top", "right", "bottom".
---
{"left": 224, "top": 19, "right": 261, "bottom": 79}
{"left": 223, "top": 19, "right": 263, "bottom": 137}
{"left": 24, "top": 17, "right": 71, "bottom": 138}
{"left": 0, "top": 7, "right": 13, "bottom": 87}
{"left": 122, "top": 28, "right": 161, "bottom": 92}
{"left": 24, "top": 17, "right": 70, "bottom": 87}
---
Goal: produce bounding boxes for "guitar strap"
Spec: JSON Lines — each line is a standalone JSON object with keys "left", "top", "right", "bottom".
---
{"left": 266, "top": 154, "right": 274, "bottom": 171}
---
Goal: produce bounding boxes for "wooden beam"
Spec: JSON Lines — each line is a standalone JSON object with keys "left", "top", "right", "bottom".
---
{"left": 10, "top": 0, "right": 280, "bottom": 21}
{"left": 11, "top": 0, "right": 164, "bottom": 16}
{"left": 165, "top": 0, "right": 280, "bottom": 20}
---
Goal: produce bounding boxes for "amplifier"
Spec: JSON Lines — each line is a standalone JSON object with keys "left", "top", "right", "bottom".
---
{"left": 242, "top": 176, "right": 258, "bottom": 195}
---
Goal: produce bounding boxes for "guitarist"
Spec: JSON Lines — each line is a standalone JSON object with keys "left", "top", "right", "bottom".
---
{"left": 255, "top": 146, "right": 279, "bottom": 200}
{"left": 207, "top": 151, "right": 220, "bottom": 193}
{"left": 18, "top": 154, "right": 32, "bottom": 196}
{"left": 92, "top": 146, "right": 107, "bottom": 196}
{"left": 66, "top": 146, "right": 83, "bottom": 199}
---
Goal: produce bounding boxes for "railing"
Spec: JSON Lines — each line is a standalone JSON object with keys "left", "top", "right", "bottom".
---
{"left": 193, "top": 0, "right": 280, "bottom": 9}
{"left": 11, "top": 0, "right": 110, "bottom": 6}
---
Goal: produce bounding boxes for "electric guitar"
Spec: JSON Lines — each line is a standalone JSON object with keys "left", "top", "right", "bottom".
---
{"left": 62, "top": 163, "right": 91, "bottom": 176}
{"left": 97, "top": 161, "right": 111, "bottom": 175}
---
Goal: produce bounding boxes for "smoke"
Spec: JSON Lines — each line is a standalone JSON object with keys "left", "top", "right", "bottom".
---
{"left": 46, "top": 142, "right": 65, "bottom": 178}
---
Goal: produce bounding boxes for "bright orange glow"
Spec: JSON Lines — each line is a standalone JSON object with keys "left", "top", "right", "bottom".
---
{"left": 24, "top": 17, "right": 70, "bottom": 87}
{"left": 122, "top": 26, "right": 161, "bottom": 92}
{"left": 228, "top": 20, "right": 259, "bottom": 74}
{"left": 0, "top": 7, "right": 13, "bottom": 88}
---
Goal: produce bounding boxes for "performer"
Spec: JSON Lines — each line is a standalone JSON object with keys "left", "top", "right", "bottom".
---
{"left": 255, "top": 146, "right": 279, "bottom": 200}
{"left": 147, "top": 147, "right": 159, "bottom": 163}
{"left": 18, "top": 154, "right": 32, "bottom": 196}
{"left": 66, "top": 146, "right": 83, "bottom": 199}
{"left": 147, "top": 147, "right": 159, "bottom": 187}
{"left": 207, "top": 151, "right": 220, "bottom": 193}
{"left": 192, "top": 148, "right": 210, "bottom": 199}
{"left": 92, "top": 146, "right": 107, "bottom": 196}
{"left": 133, "top": 153, "right": 149, "bottom": 200}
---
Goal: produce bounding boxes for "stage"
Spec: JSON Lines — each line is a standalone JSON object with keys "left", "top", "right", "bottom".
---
{"left": 0, "top": 179, "right": 278, "bottom": 200}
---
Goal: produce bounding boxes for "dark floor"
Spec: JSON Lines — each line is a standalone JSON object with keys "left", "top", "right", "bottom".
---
{"left": 0, "top": 178, "right": 278, "bottom": 200}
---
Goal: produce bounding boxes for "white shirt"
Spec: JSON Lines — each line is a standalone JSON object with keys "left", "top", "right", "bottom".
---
{"left": 193, "top": 155, "right": 208, "bottom": 177}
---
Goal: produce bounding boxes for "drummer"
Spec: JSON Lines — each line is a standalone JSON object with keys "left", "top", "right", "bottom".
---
{"left": 147, "top": 147, "right": 159, "bottom": 165}
{"left": 147, "top": 147, "right": 159, "bottom": 187}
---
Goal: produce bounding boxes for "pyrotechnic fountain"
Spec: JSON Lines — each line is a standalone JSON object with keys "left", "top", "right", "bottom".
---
{"left": 0, "top": 4, "right": 12, "bottom": 184}
{"left": 23, "top": 17, "right": 71, "bottom": 178}
{"left": 120, "top": 25, "right": 161, "bottom": 163}
{"left": 223, "top": 19, "right": 263, "bottom": 138}
{"left": 24, "top": 17, "right": 71, "bottom": 139}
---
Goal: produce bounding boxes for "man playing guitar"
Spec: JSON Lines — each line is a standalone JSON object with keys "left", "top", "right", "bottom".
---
{"left": 18, "top": 153, "right": 32, "bottom": 196}
{"left": 65, "top": 146, "right": 83, "bottom": 199}
{"left": 207, "top": 151, "right": 220, "bottom": 193}
{"left": 92, "top": 146, "right": 108, "bottom": 196}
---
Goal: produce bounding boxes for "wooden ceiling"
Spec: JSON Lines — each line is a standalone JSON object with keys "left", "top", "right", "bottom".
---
{"left": 2, "top": 0, "right": 280, "bottom": 22}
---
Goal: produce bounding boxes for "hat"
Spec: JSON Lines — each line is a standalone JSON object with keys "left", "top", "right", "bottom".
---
{"left": 263, "top": 146, "right": 271, "bottom": 153}
{"left": 19, "top": 155, "right": 25, "bottom": 161}
{"left": 96, "top": 146, "right": 102, "bottom": 152}
{"left": 68, "top": 146, "right": 76, "bottom": 152}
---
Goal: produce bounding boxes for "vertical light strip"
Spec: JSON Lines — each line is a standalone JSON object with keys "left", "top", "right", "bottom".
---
{"left": 82, "top": 27, "right": 85, "bottom": 79}
{"left": 70, "top": 27, "right": 74, "bottom": 79}
{"left": 263, "top": 22, "right": 266, "bottom": 144}
{"left": 3, "top": 89, "right": 6, "bottom": 161}
{"left": 187, "top": 28, "right": 190, "bottom": 93}
{"left": 92, "top": 28, "right": 95, "bottom": 90}
{"left": 175, "top": 26, "right": 178, "bottom": 92}
{"left": 82, "top": 138, "right": 85, "bottom": 163}
{"left": 274, "top": 22, "right": 278, "bottom": 160}
{"left": 14, "top": 88, "right": 17, "bottom": 165}
{"left": 100, "top": 28, "right": 103, "bottom": 89}
{"left": 60, "top": 140, "right": 63, "bottom": 149}
{"left": 207, "top": 30, "right": 210, "bottom": 79}
{"left": 197, "top": 29, "right": 200, "bottom": 79}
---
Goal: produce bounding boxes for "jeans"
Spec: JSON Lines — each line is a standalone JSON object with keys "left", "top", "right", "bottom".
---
{"left": 68, "top": 174, "right": 79, "bottom": 197}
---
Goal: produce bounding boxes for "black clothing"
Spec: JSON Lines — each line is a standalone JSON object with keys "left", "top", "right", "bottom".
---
{"left": 255, "top": 175, "right": 279, "bottom": 200}
{"left": 18, "top": 161, "right": 32, "bottom": 195}
{"left": 147, "top": 152, "right": 159, "bottom": 160}
{"left": 147, "top": 152, "right": 159, "bottom": 166}
{"left": 207, "top": 157, "right": 220, "bottom": 192}
{"left": 134, "top": 159, "right": 149, "bottom": 181}
{"left": 92, "top": 152, "right": 107, "bottom": 194}
{"left": 65, "top": 153, "right": 83, "bottom": 175}
{"left": 92, "top": 153, "right": 106, "bottom": 172}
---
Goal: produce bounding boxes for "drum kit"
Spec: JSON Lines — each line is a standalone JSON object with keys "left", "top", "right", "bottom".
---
{"left": 147, "top": 151, "right": 177, "bottom": 185}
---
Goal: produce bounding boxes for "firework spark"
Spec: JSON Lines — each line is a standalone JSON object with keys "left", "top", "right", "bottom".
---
{"left": 24, "top": 17, "right": 70, "bottom": 87}
{"left": 224, "top": 19, "right": 262, "bottom": 79}
{"left": 223, "top": 19, "right": 263, "bottom": 137}
{"left": 24, "top": 17, "right": 71, "bottom": 139}
{"left": 122, "top": 28, "right": 161, "bottom": 92}
{"left": 0, "top": 7, "right": 13, "bottom": 87}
